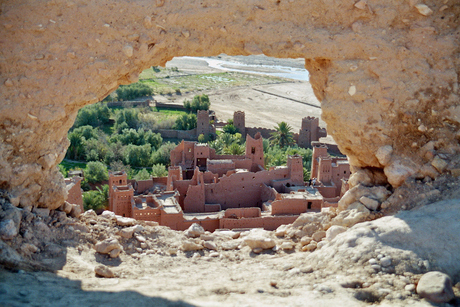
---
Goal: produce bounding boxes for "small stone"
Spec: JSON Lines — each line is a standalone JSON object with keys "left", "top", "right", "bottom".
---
{"left": 360, "top": 196, "right": 379, "bottom": 211}
{"left": 181, "top": 240, "right": 204, "bottom": 251}
{"left": 376, "top": 145, "right": 393, "bottom": 166}
{"left": 203, "top": 241, "right": 217, "bottom": 250}
{"left": 275, "top": 224, "right": 288, "bottom": 237}
{"left": 95, "top": 238, "right": 123, "bottom": 254}
{"left": 4, "top": 78, "right": 13, "bottom": 87}
{"left": 431, "top": 156, "right": 448, "bottom": 173}
{"left": 0, "top": 219, "right": 18, "bottom": 240}
{"left": 145, "top": 221, "right": 159, "bottom": 227}
{"left": 371, "top": 264, "right": 381, "bottom": 271}
{"left": 280, "top": 242, "right": 294, "bottom": 250}
{"left": 301, "top": 265, "right": 313, "bottom": 273}
{"left": 20, "top": 243, "right": 38, "bottom": 255}
{"left": 405, "top": 284, "right": 415, "bottom": 292}
{"left": 417, "top": 271, "right": 454, "bottom": 303}
{"left": 354, "top": 0, "right": 367, "bottom": 10}
{"left": 302, "top": 242, "right": 317, "bottom": 252}
{"left": 380, "top": 257, "right": 392, "bottom": 267}
{"left": 116, "top": 216, "right": 136, "bottom": 227}
{"left": 209, "top": 252, "right": 219, "bottom": 258}
{"left": 140, "top": 242, "right": 147, "bottom": 249}
{"left": 418, "top": 124, "right": 427, "bottom": 132}
{"left": 95, "top": 265, "right": 115, "bottom": 278}
{"left": 70, "top": 204, "right": 82, "bottom": 218}
{"left": 33, "top": 208, "right": 50, "bottom": 218}
{"left": 348, "top": 85, "right": 357, "bottom": 96}
{"left": 122, "top": 45, "right": 134, "bottom": 57}
{"left": 60, "top": 202, "right": 73, "bottom": 214}
{"left": 270, "top": 281, "right": 278, "bottom": 287}
{"left": 135, "top": 235, "right": 146, "bottom": 243}
{"left": 312, "top": 231, "right": 326, "bottom": 242}
{"left": 300, "top": 236, "right": 312, "bottom": 246}
{"left": 181, "top": 30, "right": 190, "bottom": 38}
{"left": 369, "top": 258, "right": 378, "bottom": 265}
{"left": 415, "top": 4, "right": 433, "bottom": 16}
{"left": 109, "top": 248, "right": 121, "bottom": 258}
{"left": 243, "top": 229, "right": 276, "bottom": 250}
{"left": 100, "top": 210, "right": 115, "bottom": 219}
{"left": 252, "top": 247, "right": 263, "bottom": 254}
{"left": 143, "top": 16, "right": 152, "bottom": 28}
{"left": 184, "top": 223, "right": 205, "bottom": 238}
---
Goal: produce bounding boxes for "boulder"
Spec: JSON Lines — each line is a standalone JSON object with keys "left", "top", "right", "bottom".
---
{"left": 416, "top": 271, "right": 454, "bottom": 303}
{"left": 95, "top": 264, "right": 115, "bottom": 278}
{"left": 119, "top": 225, "right": 144, "bottom": 239}
{"left": 243, "top": 229, "right": 276, "bottom": 250}
{"left": 116, "top": 216, "right": 136, "bottom": 227}
{"left": 100, "top": 210, "right": 115, "bottom": 219}
{"left": 184, "top": 223, "right": 205, "bottom": 238}
{"left": 359, "top": 196, "right": 379, "bottom": 211}
{"left": 95, "top": 238, "right": 123, "bottom": 254}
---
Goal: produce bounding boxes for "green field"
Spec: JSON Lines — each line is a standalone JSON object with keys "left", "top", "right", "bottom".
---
{"left": 138, "top": 67, "right": 289, "bottom": 95}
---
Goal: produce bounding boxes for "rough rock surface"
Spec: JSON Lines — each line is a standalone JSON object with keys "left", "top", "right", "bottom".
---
{"left": 0, "top": 0, "right": 459, "bottom": 208}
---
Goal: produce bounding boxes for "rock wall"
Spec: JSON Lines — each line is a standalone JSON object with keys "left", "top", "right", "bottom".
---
{"left": 0, "top": 0, "right": 459, "bottom": 209}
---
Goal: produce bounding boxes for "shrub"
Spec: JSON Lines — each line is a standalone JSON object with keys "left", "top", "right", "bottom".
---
{"left": 133, "top": 169, "right": 151, "bottom": 180}
{"left": 151, "top": 164, "right": 168, "bottom": 177}
{"left": 151, "top": 142, "right": 176, "bottom": 166}
{"left": 116, "top": 83, "right": 153, "bottom": 101}
{"left": 84, "top": 161, "right": 108, "bottom": 183}
{"left": 222, "top": 124, "right": 238, "bottom": 134}
{"left": 174, "top": 114, "right": 197, "bottom": 130}
{"left": 124, "top": 144, "right": 152, "bottom": 168}
{"left": 73, "top": 103, "right": 110, "bottom": 128}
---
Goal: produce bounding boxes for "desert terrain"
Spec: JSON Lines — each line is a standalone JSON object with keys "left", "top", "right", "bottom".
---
{"left": 160, "top": 56, "right": 326, "bottom": 132}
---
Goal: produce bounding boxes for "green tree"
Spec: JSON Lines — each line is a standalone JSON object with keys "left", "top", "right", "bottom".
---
{"left": 124, "top": 144, "right": 152, "bottom": 167}
{"left": 270, "top": 122, "right": 294, "bottom": 148}
{"left": 222, "top": 124, "right": 238, "bottom": 134}
{"left": 151, "top": 164, "right": 168, "bottom": 177}
{"left": 116, "top": 83, "right": 153, "bottom": 101}
{"left": 114, "top": 108, "right": 140, "bottom": 132}
{"left": 73, "top": 103, "right": 110, "bottom": 128}
{"left": 151, "top": 142, "right": 176, "bottom": 166}
{"left": 84, "top": 161, "right": 108, "bottom": 183}
{"left": 174, "top": 114, "right": 197, "bottom": 130}
{"left": 67, "top": 132, "right": 85, "bottom": 160}
{"left": 133, "top": 169, "right": 151, "bottom": 180}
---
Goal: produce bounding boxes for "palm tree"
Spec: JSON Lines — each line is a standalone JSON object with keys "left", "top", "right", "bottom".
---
{"left": 270, "top": 122, "right": 294, "bottom": 148}
{"left": 223, "top": 143, "right": 245, "bottom": 155}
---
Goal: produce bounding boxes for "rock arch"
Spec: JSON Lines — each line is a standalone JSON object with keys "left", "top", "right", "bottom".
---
{"left": 0, "top": 0, "right": 458, "bottom": 209}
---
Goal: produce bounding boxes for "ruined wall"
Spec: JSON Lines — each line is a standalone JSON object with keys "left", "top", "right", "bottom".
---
{"left": 0, "top": 0, "right": 459, "bottom": 209}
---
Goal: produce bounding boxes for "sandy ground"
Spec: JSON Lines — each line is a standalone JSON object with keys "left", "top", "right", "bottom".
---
{"left": 163, "top": 56, "right": 326, "bottom": 132}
